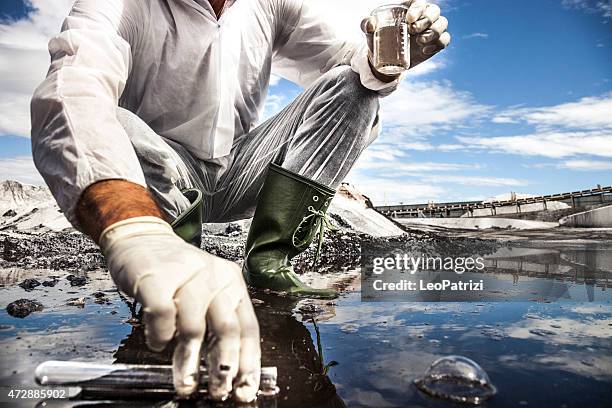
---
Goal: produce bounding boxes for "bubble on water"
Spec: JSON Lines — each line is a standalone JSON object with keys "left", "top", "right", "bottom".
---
{"left": 414, "top": 355, "right": 497, "bottom": 405}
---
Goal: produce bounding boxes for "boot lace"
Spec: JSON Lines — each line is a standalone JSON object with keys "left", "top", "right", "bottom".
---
{"left": 292, "top": 206, "right": 337, "bottom": 264}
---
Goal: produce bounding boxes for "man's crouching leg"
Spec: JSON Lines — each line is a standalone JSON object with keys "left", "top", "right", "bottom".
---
{"left": 282, "top": 65, "right": 381, "bottom": 187}
{"left": 243, "top": 66, "right": 380, "bottom": 298}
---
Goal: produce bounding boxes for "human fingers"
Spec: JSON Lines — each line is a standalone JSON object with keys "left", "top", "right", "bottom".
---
{"left": 233, "top": 297, "right": 261, "bottom": 403}
{"left": 137, "top": 277, "right": 177, "bottom": 352}
{"left": 422, "top": 31, "right": 451, "bottom": 55}
{"left": 404, "top": 0, "right": 427, "bottom": 24}
{"left": 410, "top": 3, "right": 441, "bottom": 34}
{"left": 417, "top": 16, "right": 448, "bottom": 45}
{"left": 205, "top": 294, "right": 242, "bottom": 401}
{"left": 360, "top": 16, "right": 376, "bottom": 34}
{"left": 172, "top": 283, "right": 208, "bottom": 396}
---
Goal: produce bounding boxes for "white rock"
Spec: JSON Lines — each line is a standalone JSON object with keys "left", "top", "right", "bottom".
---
{"left": 329, "top": 184, "right": 405, "bottom": 237}
{"left": 0, "top": 180, "right": 53, "bottom": 215}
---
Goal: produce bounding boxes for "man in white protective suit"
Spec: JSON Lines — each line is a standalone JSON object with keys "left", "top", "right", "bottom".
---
{"left": 31, "top": 0, "right": 450, "bottom": 401}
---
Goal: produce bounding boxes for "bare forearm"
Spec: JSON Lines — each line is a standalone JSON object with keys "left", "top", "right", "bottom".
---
{"left": 76, "top": 180, "right": 165, "bottom": 243}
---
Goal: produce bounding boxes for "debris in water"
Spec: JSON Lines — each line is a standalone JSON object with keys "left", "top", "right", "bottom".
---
{"left": 66, "top": 275, "right": 87, "bottom": 286}
{"left": 18, "top": 278, "right": 41, "bottom": 291}
{"left": 481, "top": 328, "right": 505, "bottom": 341}
{"left": 414, "top": 355, "right": 497, "bottom": 405}
{"left": 340, "top": 323, "right": 359, "bottom": 333}
{"left": 126, "top": 316, "right": 140, "bottom": 326}
{"left": 529, "top": 328, "right": 555, "bottom": 337}
{"left": 91, "top": 291, "right": 108, "bottom": 304}
{"left": 6, "top": 299, "right": 44, "bottom": 318}
{"left": 66, "top": 297, "right": 86, "bottom": 307}
{"left": 42, "top": 279, "right": 58, "bottom": 287}
{"left": 297, "top": 303, "right": 324, "bottom": 319}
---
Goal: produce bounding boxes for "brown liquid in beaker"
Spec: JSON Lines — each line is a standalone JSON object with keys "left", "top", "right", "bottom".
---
{"left": 373, "top": 23, "right": 409, "bottom": 75}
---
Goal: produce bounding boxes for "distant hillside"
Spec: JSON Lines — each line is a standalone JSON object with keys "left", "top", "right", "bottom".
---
{"left": 0, "top": 180, "right": 53, "bottom": 215}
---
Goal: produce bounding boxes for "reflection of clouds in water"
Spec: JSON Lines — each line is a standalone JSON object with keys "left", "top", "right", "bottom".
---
{"left": 534, "top": 353, "right": 612, "bottom": 382}
{"left": 0, "top": 269, "right": 129, "bottom": 388}
{"left": 326, "top": 299, "right": 466, "bottom": 328}
{"left": 339, "top": 388, "right": 397, "bottom": 408}
{"left": 0, "top": 320, "right": 126, "bottom": 386}
{"left": 570, "top": 304, "right": 612, "bottom": 315}
{"left": 337, "top": 348, "right": 443, "bottom": 407}
{"left": 498, "top": 352, "right": 612, "bottom": 382}
{"left": 339, "top": 388, "right": 397, "bottom": 407}
{"left": 503, "top": 316, "right": 612, "bottom": 346}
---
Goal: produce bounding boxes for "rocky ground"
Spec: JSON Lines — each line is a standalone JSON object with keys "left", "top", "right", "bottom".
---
{"left": 0, "top": 219, "right": 500, "bottom": 281}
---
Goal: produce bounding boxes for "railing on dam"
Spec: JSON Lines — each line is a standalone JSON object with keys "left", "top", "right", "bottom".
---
{"left": 375, "top": 185, "right": 612, "bottom": 218}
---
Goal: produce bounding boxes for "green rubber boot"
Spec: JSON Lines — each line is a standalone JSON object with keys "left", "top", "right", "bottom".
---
{"left": 171, "top": 188, "right": 203, "bottom": 247}
{"left": 243, "top": 164, "right": 338, "bottom": 299}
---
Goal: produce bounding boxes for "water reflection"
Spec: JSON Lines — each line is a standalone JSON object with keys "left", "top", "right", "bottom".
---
{"left": 362, "top": 241, "right": 612, "bottom": 302}
{"left": 109, "top": 293, "right": 345, "bottom": 407}
{"left": 484, "top": 245, "right": 611, "bottom": 301}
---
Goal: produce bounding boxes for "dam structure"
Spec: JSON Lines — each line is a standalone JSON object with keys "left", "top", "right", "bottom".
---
{"left": 375, "top": 185, "right": 612, "bottom": 219}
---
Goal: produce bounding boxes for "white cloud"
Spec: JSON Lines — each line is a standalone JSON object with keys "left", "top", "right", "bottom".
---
{"left": 358, "top": 160, "right": 481, "bottom": 173}
{"left": 422, "top": 174, "right": 528, "bottom": 187}
{"left": 562, "top": 159, "right": 612, "bottom": 170}
{"left": 404, "top": 57, "right": 447, "bottom": 77}
{"left": 261, "top": 93, "right": 286, "bottom": 122}
{"left": 437, "top": 143, "right": 464, "bottom": 151}
{"left": 0, "top": 0, "right": 74, "bottom": 137}
{"left": 462, "top": 32, "right": 489, "bottom": 40}
{"left": 457, "top": 130, "right": 612, "bottom": 158}
{"left": 345, "top": 173, "right": 448, "bottom": 205}
{"left": 562, "top": 0, "right": 612, "bottom": 18}
{"left": 269, "top": 74, "right": 281, "bottom": 86}
{"left": 355, "top": 143, "right": 408, "bottom": 163}
{"left": 492, "top": 93, "right": 612, "bottom": 130}
{"left": 379, "top": 80, "right": 490, "bottom": 141}
{"left": 0, "top": 155, "right": 44, "bottom": 184}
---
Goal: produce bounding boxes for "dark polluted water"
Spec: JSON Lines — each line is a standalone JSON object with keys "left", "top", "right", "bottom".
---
{"left": 0, "top": 231, "right": 611, "bottom": 407}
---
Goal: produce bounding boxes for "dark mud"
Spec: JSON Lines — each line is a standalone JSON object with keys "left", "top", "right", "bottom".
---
{"left": 6, "top": 299, "right": 43, "bottom": 318}
{"left": 0, "top": 232, "right": 103, "bottom": 271}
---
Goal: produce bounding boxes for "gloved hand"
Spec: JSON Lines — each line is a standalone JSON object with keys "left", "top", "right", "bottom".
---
{"left": 99, "top": 216, "right": 260, "bottom": 402}
{"left": 361, "top": 0, "right": 451, "bottom": 72}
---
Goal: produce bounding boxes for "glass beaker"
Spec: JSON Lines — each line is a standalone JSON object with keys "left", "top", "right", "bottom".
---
{"left": 370, "top": 4, "right": 410, "bottom": 75}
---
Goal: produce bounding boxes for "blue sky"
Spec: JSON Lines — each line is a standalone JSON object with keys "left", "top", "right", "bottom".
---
{"left": 0, "top": 0, "right": 611, "bottom": 204}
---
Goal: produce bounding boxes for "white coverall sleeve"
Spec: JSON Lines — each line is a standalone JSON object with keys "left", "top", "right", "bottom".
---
{"left": 272, "top": 0, "right": 401, "bottom": 94}
{"left": 30, "top": 0, "right": 146, "bottom": 229}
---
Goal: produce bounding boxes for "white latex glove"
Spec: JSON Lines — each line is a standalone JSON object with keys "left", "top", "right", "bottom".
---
{"left": 361, "top": 0, "right": 451, "bottom": 71}
{"left": 99, "top": 216, "right": 260, "bottom": 402}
